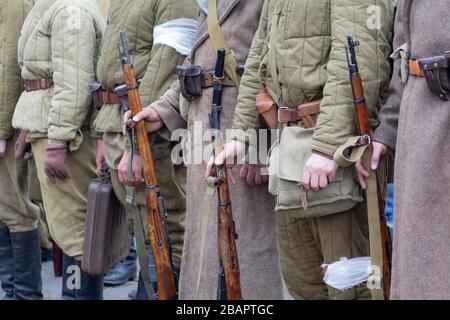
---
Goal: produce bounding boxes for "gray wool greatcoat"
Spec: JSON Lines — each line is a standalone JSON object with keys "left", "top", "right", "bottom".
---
{"left": 375, "top": 0, "right": 450, "bottom": 300}
{"left": 151, "top": 0, "right": 284, "bottom": 299}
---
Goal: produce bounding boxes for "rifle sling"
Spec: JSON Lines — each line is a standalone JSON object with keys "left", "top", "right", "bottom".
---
{"left": 363, "top": 150, "right": 385, "bottom": 300}
{"left": 195, "top": 178, "right": 217, "bottom": 299}
{"left": 125, "top": 128, "right": 155, "bottom": 300}
{"left": 207, "top": 0, "right": 241, "bottom": 86}
{"left": 334, "top": 137, "right": 385, "bottom": 300}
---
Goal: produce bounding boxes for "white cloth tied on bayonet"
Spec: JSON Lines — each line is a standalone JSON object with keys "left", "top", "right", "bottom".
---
{"left": 153, "top": 18, "right": 198, "bottom": 56}
{"left": 322, "top": 257, "right": 372, "bottom": 291}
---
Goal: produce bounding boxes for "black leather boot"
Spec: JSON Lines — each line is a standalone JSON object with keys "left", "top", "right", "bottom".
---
{"left": 61, "top": 254, "right": 104, "bottom": 300}
{"left": 10, "top": 228, "right": 43, "bottom": 300}
{"left": 104, "top": 239, "right": 137, "bottom": 286}
{"left": 0, "top": 227, "right": 15, "bottom": 300}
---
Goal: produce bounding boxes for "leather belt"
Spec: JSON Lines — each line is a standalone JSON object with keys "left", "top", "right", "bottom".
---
{"left": 201, "top": 71, "right": 236, "bottom": 88}
{"left": 91, "top": 88, "right": 121, "bottom": 109}
{"left": 100, "top": 90, "right": 121, "bottom": 105}
{"left": 278, "top": 100, "right": 321, "bottom": 129}
{"left": 24, "top": 78, "right": 54, "bottom": 92}
{"left": 409, "top": 59, "right": 424, "bottom": 77}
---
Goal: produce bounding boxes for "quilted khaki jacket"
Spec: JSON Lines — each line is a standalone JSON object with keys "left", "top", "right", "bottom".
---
{"left": 233, "top": 0, "right": 396, "bottom": 157}
{"left": 12, "top": 0, "right": 105, "bottom": 147}
{"left": 0, "top": 0, "right": 35, "bottom": 140}
{"left": 94, "top": 0, "right": 198, "bottom": 134}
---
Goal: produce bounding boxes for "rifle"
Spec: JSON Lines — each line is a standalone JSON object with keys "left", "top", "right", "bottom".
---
{"left": 209, "top": 48, "right": 243, "bottom": 300}
{"left": 346, "top": 35, "right": 392, "bottom": 299}
{"left": 118, "top": 32, "right": 177, "bottom": 300}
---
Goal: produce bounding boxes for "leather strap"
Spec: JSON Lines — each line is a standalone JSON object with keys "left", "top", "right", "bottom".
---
{"left": 101, "top": 90, "right": 121, "bottom": 105}
{"left": 278, "top": 107, "right": 299, "bottom": 123}
{"left": 278, "top": 100, "right": 321, "bottom": 128}
{"left": 408, "top": 59, "right": 424, "bottom": 77}
{"left": 24, "top": 78, "right": 54, "bottom": 92}
{"left": 201, "top": 71, "right": 236, "bottom": 88}
{"left": 207, "top": 0, "right": 241, "bottom": 86}
{"left": 92, "top": 89, "right": 121, "bottom": 109}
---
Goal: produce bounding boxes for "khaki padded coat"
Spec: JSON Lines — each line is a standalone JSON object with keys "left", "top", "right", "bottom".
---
{"left": 95, "top": 0, "right": 198, "bottom": 137}
{"left": 0, "top": 0, "right": 35, "bottom": 140}
{"left": 12, "top": 0, "right": 105, "bottom": 147}
{"left": 233, "top": 0, "right": 396, "bottom": 158}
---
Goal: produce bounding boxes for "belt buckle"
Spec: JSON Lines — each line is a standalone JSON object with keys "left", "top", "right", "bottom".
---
{"left": 278, "top": 105, "right": 289, "bottom": 124}
{"left": 213, "top": 75, "right": 225, "bottom": 85}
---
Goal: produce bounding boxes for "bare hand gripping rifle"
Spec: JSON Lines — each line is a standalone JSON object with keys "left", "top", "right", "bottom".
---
{"left": 119, "top": 32, "right": 177, "bottom": 300}
{"left": 209, "top": 48, "right": 243, "bottom": 300}
{"left": 345, "top": 35, "right": 392, "bottom": 299}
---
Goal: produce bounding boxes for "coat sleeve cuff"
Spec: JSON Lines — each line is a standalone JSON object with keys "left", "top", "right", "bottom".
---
{"left": 150, "top": 103, "right": 186, "bottom": 140}
{"left": 311, "top": 149, "right": 334, "bottom": 160}
{"left": 311, "top": 140, "right": 338, "bottom": 159}
{"left": 47, "top": 139, "right": 68, "bottom": 148}
{"left": 374, "top": 126, "right": 397, "bottom": 151}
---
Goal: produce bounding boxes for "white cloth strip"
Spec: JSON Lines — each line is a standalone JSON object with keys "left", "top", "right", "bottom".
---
{"left": 153, "top": 18, "right": 198, "bottom": 56}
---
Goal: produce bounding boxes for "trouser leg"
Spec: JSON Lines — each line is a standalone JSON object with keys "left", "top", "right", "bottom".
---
{"left": 0, "top": 135, "right": 41, "bottom": 300}
{"left": 317, "top": 202, "right": 371, "bottom": 300}
{"left": 276, "top": 202, "right": 371, "bottom": 300}
{"left": 31, "top": 136, "right": 96, "bottom": 258}
{"left": 276, "top": 212, "right": 329, "bottom": 300}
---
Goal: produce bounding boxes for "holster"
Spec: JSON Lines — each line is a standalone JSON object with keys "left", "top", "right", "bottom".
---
{"left": 81, "top": 165, "right": 131, "bottom": 276}
{"left": 89, "top": 82, "right": 103, "bottom": 110}
{"left": 256, "top": 88, "right": 278, "bottom": 130}
{"left": 418, "top": 52, "right": 450, "bottom": 101}
{"left": 176, "top": 65, "right": 203, "bottom": 101}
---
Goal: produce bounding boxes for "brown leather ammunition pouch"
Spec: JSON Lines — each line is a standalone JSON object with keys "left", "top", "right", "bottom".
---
{"left": 177, "top": 64, "right": 239, "bottom": 101}
{"left": 82, "top": 165, "right": 130, "bottom": 276}
{"left": 416, "top": 53, "right": 450, "bottom": 101}
{"left": 256, "top": 88, "right": 321, "bottom": 129}
{"left": 177, "top": 65, "right": 203, "bottom": 101}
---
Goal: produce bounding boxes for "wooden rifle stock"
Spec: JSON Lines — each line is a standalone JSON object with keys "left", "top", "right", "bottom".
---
{"left": 210, "top": 49, "right": 242, "bottom": 300}
{"left": 346, "top": 35, "right": 392, "bottom": 299}
{"left": 119, "top": 32, "right": 176, "bottom": 300}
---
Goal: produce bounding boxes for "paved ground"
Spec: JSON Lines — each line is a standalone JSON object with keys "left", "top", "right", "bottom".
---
{"left": 0, "top": 260, "right": 137, "bottom": 300}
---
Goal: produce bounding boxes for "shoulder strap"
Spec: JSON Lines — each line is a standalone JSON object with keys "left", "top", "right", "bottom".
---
{"left": 207, "top": 0, "right": 241, "bottom": 86}
{"left": 334, "top": 137, "right": 387, "bottom": 300}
